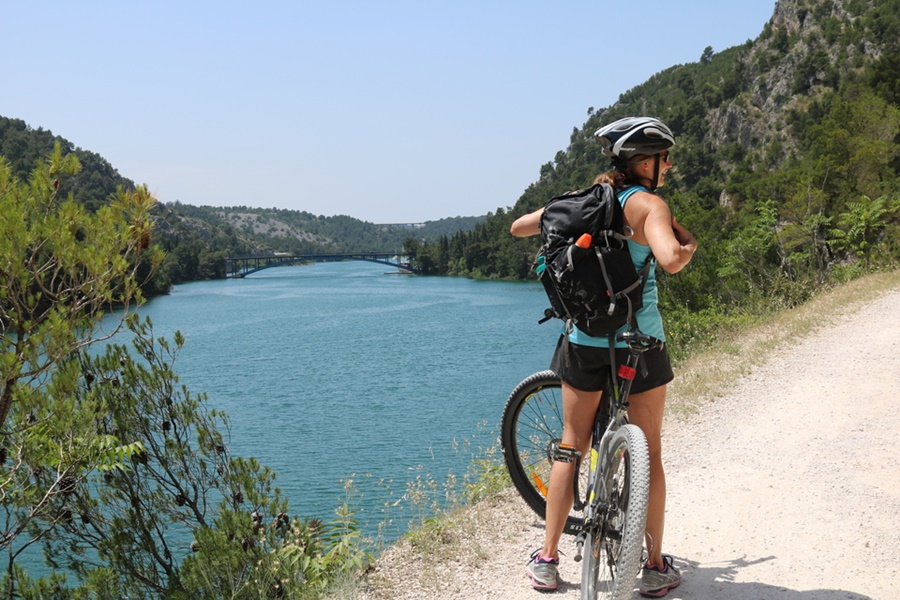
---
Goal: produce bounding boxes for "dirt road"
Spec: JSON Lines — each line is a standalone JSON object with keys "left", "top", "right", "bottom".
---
{"left": 357, "top": 285, "right": 900, "bottom": 600}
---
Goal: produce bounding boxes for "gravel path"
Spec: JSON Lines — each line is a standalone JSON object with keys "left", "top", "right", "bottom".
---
{"left": 351, "top": 286, "right": 900, "bottom": 600}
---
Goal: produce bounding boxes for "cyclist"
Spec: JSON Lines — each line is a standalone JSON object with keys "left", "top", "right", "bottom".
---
{"left": 510, "top": 116, "right": 697, "bottom": 597}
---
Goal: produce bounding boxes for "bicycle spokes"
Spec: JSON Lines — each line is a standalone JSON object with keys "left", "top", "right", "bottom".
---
{"left": 500, "top": 371, "right": 588, "bottom": 535}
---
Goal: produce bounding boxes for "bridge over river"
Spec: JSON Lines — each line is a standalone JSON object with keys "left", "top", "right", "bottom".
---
{"left": 225, "top": 252, "right": 413, "bottom": 278}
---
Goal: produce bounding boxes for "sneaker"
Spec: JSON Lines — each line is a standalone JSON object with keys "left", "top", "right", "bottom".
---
{"left": 639, "top": 555, "right": 681, "bottom": 597}
{"left": 526, "top": 550, "right": 559, "bottom": 591}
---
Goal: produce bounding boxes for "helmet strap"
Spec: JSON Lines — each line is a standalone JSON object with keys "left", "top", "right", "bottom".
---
{"left": 623, "top": 157, "right": 659, "bottom": 191}
{"left": 650, "top": 154, "right": 661, "bottom": 191}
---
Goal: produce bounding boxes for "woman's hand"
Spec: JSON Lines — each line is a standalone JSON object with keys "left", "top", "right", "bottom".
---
{"left": 671, "top": 216, "right": 697, "bottom": 253}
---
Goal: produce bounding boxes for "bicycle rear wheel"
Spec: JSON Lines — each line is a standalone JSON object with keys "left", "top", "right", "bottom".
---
{"left": 581, "top": 423, "right": 649, "bottom": 600}
{"left": 500, "top": 370, "right": 588, "bottom": 534}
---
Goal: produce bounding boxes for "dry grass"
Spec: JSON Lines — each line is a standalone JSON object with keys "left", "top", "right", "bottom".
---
{"left": 666, "top": 269, "right": 900, "bottom": 418}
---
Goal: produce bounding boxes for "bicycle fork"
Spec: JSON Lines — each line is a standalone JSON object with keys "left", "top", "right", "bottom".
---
{"left": 573, "top": 444, "right": 598, "bottom": 563}
{"left": 573, "top": 426, "right": 615, "bottom": 563}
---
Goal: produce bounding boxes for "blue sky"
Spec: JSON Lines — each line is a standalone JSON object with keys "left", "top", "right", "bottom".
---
{"left": 3, "top": 1, "right": 776, "bottom": 223}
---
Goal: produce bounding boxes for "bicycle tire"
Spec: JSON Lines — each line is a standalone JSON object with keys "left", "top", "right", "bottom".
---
{"left": 581, "top": 423, "right": 650, "bottom": 600}
{"left": 500, "top": 371, "right": 587, "bottom": 534}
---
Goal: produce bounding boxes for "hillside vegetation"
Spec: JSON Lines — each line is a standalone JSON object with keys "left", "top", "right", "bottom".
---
{"left": 3, "top": 0, "right": 896, "bottom": 313}
{"left": 404, "top": 0, "right": 899, "bottom": 352}
{"left": 0, "top": 117, "right": 483, "bottom": 291}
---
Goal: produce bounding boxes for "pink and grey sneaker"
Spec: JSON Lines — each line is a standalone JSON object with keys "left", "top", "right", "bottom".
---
{"left": 526, "top": 550, "right": 559, "bottom": 591}
{"left": 639, "top": 554, "right": 682, "bottom": 597}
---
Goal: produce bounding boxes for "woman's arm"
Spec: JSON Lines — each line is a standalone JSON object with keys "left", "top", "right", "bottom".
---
{"left": 510, "top": 208, "right": 544, "bottom": 237}
{"left": 641, "top": 199, "right": 697, "bottom": 274}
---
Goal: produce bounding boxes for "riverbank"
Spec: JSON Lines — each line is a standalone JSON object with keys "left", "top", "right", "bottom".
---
{"left": 339, "top": 271, "right": 900, "bottom": 599}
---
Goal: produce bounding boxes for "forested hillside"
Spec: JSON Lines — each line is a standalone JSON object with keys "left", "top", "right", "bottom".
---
{"left": 0, "top": 117, "right": 483, "bottom": 291}
{"left": 404, "top": 0, "right": 899, "bottom": 347}
{"left": 0, "top": 118, "right": 131, "bottom": 213}
{"left": 147, "top": 201, "right": 481, "bottom": 287}
{"left": 3, "top": 0, "right": 897, "bottom": 310}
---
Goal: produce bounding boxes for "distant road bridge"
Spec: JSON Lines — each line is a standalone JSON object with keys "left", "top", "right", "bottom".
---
{"left": 225, "top": 252, "right": 413, "bottom": 278}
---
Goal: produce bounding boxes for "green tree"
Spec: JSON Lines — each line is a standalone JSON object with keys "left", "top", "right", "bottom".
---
{"left": 0, "top": 148, "right": 370, "bottom": 598}
{"left": 829, "top": 194, "right": 899, "bottom": 265}
{"left": 0, "top": 144, "right": 161, "bottom": 429}
{"left": 718, "top": 199, "right": 781, "bottom": 302}
{"left": 0, "top": 147, "right": 161, "bottom": 596}
{"left": 778, "top": 176, "right": 833, "bottom": 285}
{"left": 804, "top": 86, "right": 900, "bottom": 203}
{"left": 22, "top": 317, "right": 368, "bottom": 599}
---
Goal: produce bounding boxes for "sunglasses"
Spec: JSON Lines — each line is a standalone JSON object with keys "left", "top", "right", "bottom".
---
{"left": 659, "top": 150, "right": 671, "bottom": 163}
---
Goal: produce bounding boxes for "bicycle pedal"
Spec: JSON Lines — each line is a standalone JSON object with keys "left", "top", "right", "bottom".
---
{"left": 551, "top": 443, "right": 581, "bottom": 463}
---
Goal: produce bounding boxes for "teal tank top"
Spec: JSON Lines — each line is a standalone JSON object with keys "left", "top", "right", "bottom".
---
{"left": 568, "top": 185, "right": 664, "bottom": 348}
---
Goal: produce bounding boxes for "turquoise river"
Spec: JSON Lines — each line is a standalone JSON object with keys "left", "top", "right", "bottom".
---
{"left": 132, "top": 260, "right": 559, "bottom": 543}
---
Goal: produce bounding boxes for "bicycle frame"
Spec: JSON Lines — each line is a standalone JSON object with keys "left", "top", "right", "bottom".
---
{"left": 500, "top": 330, "right": 660, "bottom": 599}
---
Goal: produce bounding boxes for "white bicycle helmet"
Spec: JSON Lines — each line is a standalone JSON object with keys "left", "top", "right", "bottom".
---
{"left": 595, "top": 117, "right": 675, "bottom": 161}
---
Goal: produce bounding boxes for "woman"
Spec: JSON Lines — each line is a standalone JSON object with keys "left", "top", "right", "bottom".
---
{"left": 510, "top": 117, "right": 697, "bottom": 598}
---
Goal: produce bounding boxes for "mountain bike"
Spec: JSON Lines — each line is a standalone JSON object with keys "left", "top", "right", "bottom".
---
{"left": 501, "top": 330, "right": 661, "bottom": 600}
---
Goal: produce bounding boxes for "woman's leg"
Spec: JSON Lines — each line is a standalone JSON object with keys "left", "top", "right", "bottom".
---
{"left": 627, "top": 384, "right": 668, "bottom": 568}
{"left": 540, "top": 383, "right": 602, "bottom": 559}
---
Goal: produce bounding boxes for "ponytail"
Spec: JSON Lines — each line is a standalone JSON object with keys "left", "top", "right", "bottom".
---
{"left": 592, "top": 153, "right": 654, "bottom": 191}
{"left": 593, "top": 170, "right": 626, "bottom": 188}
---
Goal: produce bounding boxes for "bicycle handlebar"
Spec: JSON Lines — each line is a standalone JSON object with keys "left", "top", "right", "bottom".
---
{"left": 616, "top": 330, "right": 663, "bottom": 352}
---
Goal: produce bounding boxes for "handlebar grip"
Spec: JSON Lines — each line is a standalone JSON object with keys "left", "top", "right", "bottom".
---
{"left": 616, "top": 330, "right": 663, "bottom": 351}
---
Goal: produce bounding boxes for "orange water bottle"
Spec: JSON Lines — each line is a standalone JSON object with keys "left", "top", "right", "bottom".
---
{"left": 575, "top": 233, "right": 592, "bottom": 248}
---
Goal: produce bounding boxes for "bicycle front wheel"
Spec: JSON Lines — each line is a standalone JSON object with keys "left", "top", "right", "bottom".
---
{"left": 500, "top": 371, "right": 587, "bottom": 535}
{"left": 581, "top": 423, "right": 649, "bottom": 600}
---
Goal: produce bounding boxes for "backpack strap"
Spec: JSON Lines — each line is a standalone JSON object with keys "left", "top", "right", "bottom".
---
{"left": 617, "top": 182, "right": 656, "bottom": 319}
{"left": 607, "top": 333, "right": 617, "bottom": 403}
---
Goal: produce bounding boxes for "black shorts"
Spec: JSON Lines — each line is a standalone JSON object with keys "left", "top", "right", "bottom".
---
{"left": 549, "top": 335, "right": 674, "bottom": 394}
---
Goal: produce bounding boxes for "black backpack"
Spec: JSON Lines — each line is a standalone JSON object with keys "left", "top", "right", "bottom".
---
{"left": 535, "top": 183, "right": 652, "bottom": 338}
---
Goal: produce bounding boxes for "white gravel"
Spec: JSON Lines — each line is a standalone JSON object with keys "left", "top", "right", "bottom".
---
{"left": 350, "top": 286, "right": 900, "bottom": 600}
